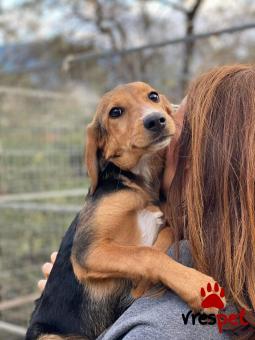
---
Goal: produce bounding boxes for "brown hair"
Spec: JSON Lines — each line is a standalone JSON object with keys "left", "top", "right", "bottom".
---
{"left": 167, "top": 65, "right": 255, "bottom": 335}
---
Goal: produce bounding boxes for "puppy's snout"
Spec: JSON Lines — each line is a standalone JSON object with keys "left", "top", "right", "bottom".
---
{"left": 143, "top": 112, "right": 166, "bottom": 132}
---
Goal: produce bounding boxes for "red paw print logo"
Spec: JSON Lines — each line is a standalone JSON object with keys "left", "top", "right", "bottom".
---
{"left": 201, "top": 282, "right": 225, "bottom": 309}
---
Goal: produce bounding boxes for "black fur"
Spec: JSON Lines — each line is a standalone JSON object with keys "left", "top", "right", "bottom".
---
{"left": 26, "top": 163, "right": 135, "bottom": 340}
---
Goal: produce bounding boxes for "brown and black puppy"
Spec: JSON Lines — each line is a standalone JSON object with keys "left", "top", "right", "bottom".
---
{"left": 26, "top": 82, "right": 180, "bottom": 340}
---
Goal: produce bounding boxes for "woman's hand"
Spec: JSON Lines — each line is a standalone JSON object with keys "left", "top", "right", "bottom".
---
{"left": 38, "top": 251, "right": 57, "bottom": 292}
{"left": 163, "top": 98, "right": 186, "bottom": 195}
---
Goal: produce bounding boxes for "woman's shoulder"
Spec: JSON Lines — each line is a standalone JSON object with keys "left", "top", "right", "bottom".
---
{"left": 168, "top": 239, "right": 193, "bottom": 267}
{"left": 98, "top": 286, "right": 229, "bottom": 340}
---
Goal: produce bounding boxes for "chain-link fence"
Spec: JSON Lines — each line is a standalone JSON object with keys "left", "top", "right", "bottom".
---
{"left": 1, "top": 23, "right": 255, "bottom": 339}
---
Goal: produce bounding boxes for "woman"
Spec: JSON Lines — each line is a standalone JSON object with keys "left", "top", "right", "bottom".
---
{"left": 39, "top": 65, "right": 255, "bottom": 339}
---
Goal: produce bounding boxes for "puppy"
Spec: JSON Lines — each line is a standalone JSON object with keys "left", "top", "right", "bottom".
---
{"left": 26, "top": 82, "right": 177, "bottom": 340}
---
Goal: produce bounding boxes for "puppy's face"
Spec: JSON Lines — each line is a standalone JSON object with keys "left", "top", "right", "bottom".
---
{"left": 86, "top": 82, "right": 175, "bottom": 191}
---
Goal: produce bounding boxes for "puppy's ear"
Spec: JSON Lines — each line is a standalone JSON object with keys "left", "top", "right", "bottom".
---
{"left": 85, "top": 119, "right": 100, "bottom": 194}
{"left": 162, "top": 95, "right": 175, "bottom": 116}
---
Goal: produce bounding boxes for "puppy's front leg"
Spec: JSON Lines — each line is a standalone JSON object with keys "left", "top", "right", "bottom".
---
{"left": 132, "top": 227, "right": 174, "bottom": 298}
{"left": 153, "top": 226, "right": 174, "bottom": 252}
{"left": 72, "top": 242, "right": 219, "bottom": 312}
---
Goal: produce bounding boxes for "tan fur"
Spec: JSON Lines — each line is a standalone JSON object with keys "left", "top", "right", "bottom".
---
{"left": 72, "top": 189, "right": 158, "bottom": 286}
{"left": 131, "top": 226, "right": 174, "bottom": 298}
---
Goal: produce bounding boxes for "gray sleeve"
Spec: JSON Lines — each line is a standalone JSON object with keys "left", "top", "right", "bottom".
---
{"left": 97, "top": 241, "right": 230, "bottom": 340}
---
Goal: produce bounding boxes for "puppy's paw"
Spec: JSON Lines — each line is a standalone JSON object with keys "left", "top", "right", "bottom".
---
{"left": 176, "top": 269, "right": 226, "bottom": 315}
{"left": 132, "top": 279, "right": 152, "bottom": 299}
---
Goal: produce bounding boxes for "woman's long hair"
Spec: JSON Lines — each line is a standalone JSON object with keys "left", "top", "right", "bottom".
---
{"left": 167, "top": 65, "right": 255, "bottom": 329}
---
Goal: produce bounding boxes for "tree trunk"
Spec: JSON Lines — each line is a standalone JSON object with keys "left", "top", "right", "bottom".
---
{"left": 180, "top": 0, "right": 203, "bottom": 96}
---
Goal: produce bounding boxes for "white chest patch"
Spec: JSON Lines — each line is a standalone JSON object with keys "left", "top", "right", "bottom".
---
{"left": 137, "top": 209, "right": 163, "bottom": 246}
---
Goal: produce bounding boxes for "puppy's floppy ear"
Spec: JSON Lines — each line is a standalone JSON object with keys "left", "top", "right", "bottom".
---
{"left": 85, "top": 119, "right": 101, "bottom": 194}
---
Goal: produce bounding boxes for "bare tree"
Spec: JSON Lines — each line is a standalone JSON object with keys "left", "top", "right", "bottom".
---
{"left": 159, "top": 0, "right": 204, "bottom": 94}
{"left": 70, "top": 0, "right": 129, "bottom": 50}
{"left": 181, "top": 0, "right": 204, "bottom": 93}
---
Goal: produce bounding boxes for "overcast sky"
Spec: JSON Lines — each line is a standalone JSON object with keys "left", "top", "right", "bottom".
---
{"left": 0, "top": 0, "right": 254, "bottom": 45}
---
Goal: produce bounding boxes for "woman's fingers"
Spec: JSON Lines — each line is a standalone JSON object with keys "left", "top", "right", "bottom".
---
{"left": 42, "top": 262, "right": 53, "bottom": 278}
{"left": 50, "top": 251, "right": 58, "bottom": 263}
{"left": 38, "top": 252, "right": 58, "bottom": 292}
{"left": 42, "top": 252, "right": 57, "bottom": 278}
{"left": 38, "top": 279, "right": 47, "bottom": 292}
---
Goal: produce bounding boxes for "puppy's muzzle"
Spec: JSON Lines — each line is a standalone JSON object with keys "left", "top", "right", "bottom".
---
{"left": 143, "top": 112, "right": 166, "bottom": 133}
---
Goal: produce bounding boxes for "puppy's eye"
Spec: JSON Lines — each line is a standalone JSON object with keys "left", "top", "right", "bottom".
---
{"left": 148, "top": 91, "right": 160, "bottom": 103}
{"left": 109, "top": 107, "right": 124, "bottom": 118}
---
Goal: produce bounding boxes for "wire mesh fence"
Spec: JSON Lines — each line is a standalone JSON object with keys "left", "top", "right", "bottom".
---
{"left": 1, "top": 208, "right": 77, "bottom": 337}
{"left": 0, "top": 89, "right": 91, "bottom": 194}
{"left": 0, "top": 89, "right": 92, "bottom": 340}
{"left": 0, "top": 23, "right": 255, "bottom": 339}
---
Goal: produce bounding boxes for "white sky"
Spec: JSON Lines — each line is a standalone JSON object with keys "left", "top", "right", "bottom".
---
{"left": 2, "top": 0, "right": 24, "bottom": 10}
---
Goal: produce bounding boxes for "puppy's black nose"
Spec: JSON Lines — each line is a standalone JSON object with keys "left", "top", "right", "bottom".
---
{"left": 143, "top": 112, "right": 166, "bottom": 132}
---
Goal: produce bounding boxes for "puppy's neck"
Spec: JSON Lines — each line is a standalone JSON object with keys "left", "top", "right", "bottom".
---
{"left": 98, "top": 150, "right": 166, "bottom": 199}
{"left": 99, "top": 161, "right": 137, "bottom": 183}
{"left": 131, "top": 151, "right": 165, "bottom": 197}
{"left": 131, "top": 154, "right": 153, "bottom": 183}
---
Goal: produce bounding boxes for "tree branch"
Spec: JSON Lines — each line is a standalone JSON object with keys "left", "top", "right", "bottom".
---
{"left": 181, "top": 0, "right": 204, "bottom": 94}
{"left": 71, "top": 3, "right": 93, "bottom": 23}
{"left": 188, "top": 0, "right": 203, "bottom": 19}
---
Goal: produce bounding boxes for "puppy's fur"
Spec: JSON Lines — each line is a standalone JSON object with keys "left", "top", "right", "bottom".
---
{"left": 26, "top": 82, "right": 177, "bottom": 340}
